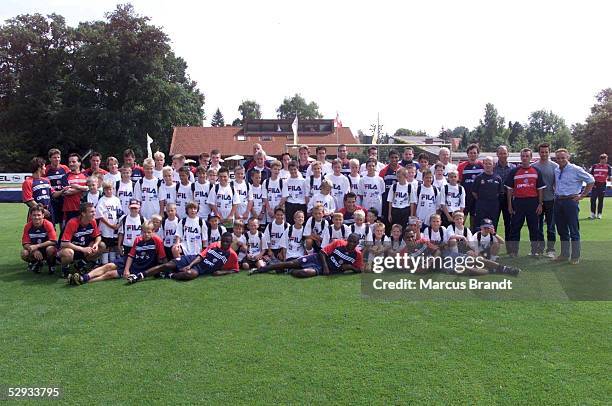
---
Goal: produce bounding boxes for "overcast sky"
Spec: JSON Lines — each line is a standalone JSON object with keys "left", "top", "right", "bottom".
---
{"left": 3, "top": 0, "right": 611, "bottom": 136}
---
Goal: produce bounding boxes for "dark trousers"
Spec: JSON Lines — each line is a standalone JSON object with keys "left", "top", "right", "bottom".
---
{"left": 474, "top": 199, "right": 499, "bottom": 231}
{"left": 495, "top": 194, "right": 512, "bottom": 243}
{"left": 590, "top": 183, "right": 606, "bottom": 215}
{"left": 508, "top": 198, "right": 543, "bottom": 255}
{"left": 285, "top": 202, "right": 306, "bottom": 225}
{"left": 538, "top": 200, "right": 556, "bottom": 253}
{"left": 391, "top": 207, "right": 411, "bottom": 230}
{"left": 555, "top": 198, "right": 581, "bottom": 259}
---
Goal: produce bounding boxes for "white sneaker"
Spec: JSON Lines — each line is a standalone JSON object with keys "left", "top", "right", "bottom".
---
{"left": 589, "top": 213, "right": 596, "bottom": 219}
{"left": 597, "top": 214, "right": 602, "bottom": 219}
{"left": 546, "top": 251, "right": 556, "bottom": 258}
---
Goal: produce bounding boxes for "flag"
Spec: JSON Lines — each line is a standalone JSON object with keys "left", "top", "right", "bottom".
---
{"left": 291, "top": 114, "right": 299, "bottom": 145}
{"left": 146, "top": 134, "right": 153, "bottom": 158}
{"left": 334, "top": 112, "right": 342, "bottom": 129}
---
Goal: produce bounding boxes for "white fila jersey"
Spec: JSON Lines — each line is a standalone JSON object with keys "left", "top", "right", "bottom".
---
{"left": 413, "top": 184, "right": 440, "bottom": 226}
{"left": 103, "top": 172, "right": 121, "bottom": 185}
{"left": 303, "top": 217, "right": 329, "bottom": 238}
{"left": 387, "top": 182, "right": 412, "bottom": 209}
{"left": 358, "top": 175, "right": 386, "bottom": 214}
{"left": 161, "top": 217, "right": 180, "bottom": 247}
{"left": 441, "top": 184, "right": 465, "bottom": 213}
{"left": 325, "top": 173, "right": 350, "bottom": 210}
{"left": 175, "top": 182, "right": 194, "bottom": 218}
{"left": 116, "top": 181, "right": 134, "bottom": 215}
{"left": 245, "top": 231, "right": 266, "bottom": 256}
{"left": 471, "top": 231, "right": 496, "bottom": 254}
{"left": 306, "top": 161, "right": 333, "bottom": 177}
{"left": 349, "top": 174, "right": 361, "bottom": 194}
{"left": 152, "top": 168, "right": 163, "bottom": 180}
{"left": 279, "top": 169, "right": 291, "bottom": 181}
{"left": 232, "top": 180, "right": 249, "bottom": 218}
{"left": 446, "top": 225, "right": 473, "bottom": 253}
{"left": 307, "top": 193, "right": 336, "bottom": 213}
{"left": 282, "top": 178, "right": 307, "bottom": 204}
{"left": 424, "top": 226, "right": 448, "bottom": 245}
{"left": 433, "top": 177, "right": 447, "bottom": 191}
{"left": 135, "top": 178, "right": 161, "bottom": 219}
{"left": 264, "top": 221, "right": 288, "bottom": 250}
{"left": 193, "top": 181, "right": 212, "bottom": 219}
{"left": 177, "top": 217, "right": 207, "bottom": 255}
{"left": 159, "top": 182, "right": 177, "bottom": 207}
{"left": 321, "top": 224, "right": 350, "bottom": 247}
{"left": 86, "top": 192, "right": 101, "bottom": 208}
{"left": 281, "top": 225, "right": 305, "bottom": 259}
{"left": 207, "top": 225, "right": 227, "bottom": 244}
{"left": 119, "top": 214, "right": 143, "bottom": 247}
{"left": 264, "top": 178, "right": 284, "bottom": 223}
{"left": 304, "top": 175, "right": 324, "bottom": 198}
{"left": 350, "top": 223, "right": 370, "bottom": 249}
{"left": 233, "top": 233, "right": 247, "bottom": 261}
{"left": 208, "top": 184, "right": 239, "bottom": 219}
{"left": 365, "top": 234, "right": 391, "bottom": 244}
{"left": 172, "top": 169, "right": 194, "bottom": 183}
{"left": 248, "top": 184, "right": 266, "bottom": 219}
{"left": 95, "top": 195, "right": 121, "bottom": 238}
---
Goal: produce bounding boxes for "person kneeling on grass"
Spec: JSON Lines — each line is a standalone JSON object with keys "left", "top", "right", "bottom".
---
{"left": 21, "top": 205, "right": 58, "bottom": 274}
{"left": 128, "top": 232, "right": 238, "bottom": 283}
{"left": 250, "top": 233, "right": 363, "bottom": 278}
{"left": 58, "top": 202, "right": 106, "bottom": 277}
{"left": 69, "top": 221, "right": 166, "bottom": 285}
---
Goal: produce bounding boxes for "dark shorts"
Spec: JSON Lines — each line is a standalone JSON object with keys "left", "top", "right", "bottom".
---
{"left": 464, "top": 193, "right": 476, "bottom": 216}
{"left": 102, "top": 237, "right": 118, "bottom": 249}
{"left": 299, "top": 253, "right": 323, "bottom": 274}
{"left": 72, "top": 250, "right": 86, "bottom": 261}
{"left": 164, "top": 246, "right": 174, "bottom": 260}
{"left": 174, "top": 255, "right": 213, "bottom": 276}
{"left": 241, "top": 258, "right": 261, "bottom": 269}
{"left": 269, "top": 248, "right": 282, "bottom": 258}
{"left": 114, "top": 256, "right": 149, "bottom": 278}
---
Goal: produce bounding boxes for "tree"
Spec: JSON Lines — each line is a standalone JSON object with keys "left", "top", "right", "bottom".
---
{"left": 438, "top": 127, "right": 453, "bottom": 141}
{"left": 231, "top": 118, "right": 242, "bottom": 126}
{"left": 238, "top": 100, "right": 261, "bottom": 122}
{"left": 393, "top": 128, "right": 428, "bottom": 138}
{"left": 211, "top": 108, "right": 225, "bottom": 127}
{"left": 525, "top": 110, "right": 571, "bottom": 150}
{"left": 508, "top": 121, "right": 525, "bottom": 148}
{"left": 0, "top": 4, "right": 205, "bottom": 170}
{"left": 452, "top": 126, "right": 469, "bottom": 138}
{"left": 276, "top": 93, "right": 322, "bottom": 120}
{"left": 574, "top": 88, "right": 612, "bottom": 165}
{"left": 466, "top": 103, "right": 506, "bottom": 151}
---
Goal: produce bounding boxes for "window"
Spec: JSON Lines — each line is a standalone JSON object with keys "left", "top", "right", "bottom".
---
{"left": 261, "top": 135, "right": 272, "bottom": 141}
{"left": 237, "top": 134, "right": 246, "bottom": 141}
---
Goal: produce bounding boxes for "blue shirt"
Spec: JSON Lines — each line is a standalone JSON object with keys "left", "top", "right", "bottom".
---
{"left": 554, "top": 163, "right": 594, "bottom": 197}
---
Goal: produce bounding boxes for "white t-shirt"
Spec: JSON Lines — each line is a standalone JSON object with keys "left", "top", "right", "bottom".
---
{"left": 304, "top": 175, "right": 324, "bottom": 198}
{"left": 233, "top": 233, "right": 247, "bottom": 261}
{"left": 282, "top": 178, "right": 307, "bottom": 204}
{"left": 325, "top": 173, "right": 350, "bottom": 210}
{"left": 135, "top": 177, "right": 160, "bottom": 220}
{"left": 306, "top": 161, "right": 333, "bottom": 177}
{"left": 116, "top": 181, "right": 134, "bottom": 215}
{"left": 321, "top": 224, "right": 350, "bottom": 247}
{"left": 161, "top": 217, "right": 180, "bottom": 247}
{"left": 440, "top": 184, "right": 465, "bottom": 213}
{"left": 264, "top": 178, "right": 284, "bottom": 222}
{"left": 86, "top": 192, "right": 101, "bottom": 208}
{"left": 103, "top": 172, "right": 121, "bottom": 185}
{"left": 365, "top": 234, "right": 391, "bottom": 243}
{"left": 177, "top": 216, "right": 207, "bottom": 255}
{"left": 423, "top": 226, "right": 448, "bottom": 245}
{"left": 159, "top": 182, "right": 177, "bottom": 209}
{"left": 207, "top": 225, "right": 227, "bottom": 244}
{"left": 232, "top": 180, "right": 249, "bottom": 219}
{"left": 387, "top": 182, "right": 412, "bottom": 209}
{"left": 471, "top": 231, "right": 496, "bottom": 254}
{"left": 175, "top": 182, "right": 194, "bottom": 218}
{"left": 359, "top": 161, "right": 385, "bottom": 176}
{"left": 119, "top": 214, "right": 143, "bottom": 248}
{"left": 207, "top": 184, "right": 240, "bottom": 219}
{"left": 248, "top": 184, "right": 266, "bottom": 220}
{"left": 152, "top": 168, "right": 164, "bottom": 180}
{"left": 172, "top": 169, "right": 194, "bottom": 183}
{"left": 245, "top": 230, "right": 266, "bottom": 257}
{"left": 193, "top": 181, "right": 212, "bottom": 219}
{"left": 350, "top": 223, "right": 370, "bottom": 249}
{"left": 441, "top": 162, "right": 458, "bottom": 177}
{"left": 279, "top": 169, "right": 291, "bottom": 181}
{"left": 446, "top": 224, "right": 473, "bottom": 253}
{"left": 413, "top": 184, "right": 440, "bottom": 226}
{"left": 264, "top": 221, "right": 288, "bottom": 250}
{"left": 433, "top": 177, "right": 448, "bottom": 191}
{"left": 349, "top": 174, "right": 361, "bottom": 194}
{"left": 281, "top": 225, "right": 305, "bottom": 259}
{"left": 358, "top": 175, "right": 386, "bottom": 214}
{"left": 303, "top": 217, "right": 329, "bottom": 238}
{"left": 307, "top": 193, "right": 336, "bottom": 213}
{"left": 95, "top": 195, "right": 121, "bottom": 238}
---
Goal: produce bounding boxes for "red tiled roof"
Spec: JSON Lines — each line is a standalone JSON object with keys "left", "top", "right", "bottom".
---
{"left": 170, "top": 126, "right": 359, "bottom": 157}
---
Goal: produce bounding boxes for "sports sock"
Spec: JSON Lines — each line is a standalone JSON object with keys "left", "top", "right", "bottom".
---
{"left": 168, "top": 273, "right": 174, "bottom": 279}
{"left": 82, "top": 274, "right": 91, "bottom": 283}
{"left": 101, "top": 252, "right": 109, "bottom": 264}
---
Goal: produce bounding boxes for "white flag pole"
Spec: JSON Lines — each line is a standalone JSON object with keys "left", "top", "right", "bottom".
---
{"left": 292, "top": 114, "right": 299, "bottom": 147}
{"left": 146, "top": 133, "right": 153, "bottom": 158}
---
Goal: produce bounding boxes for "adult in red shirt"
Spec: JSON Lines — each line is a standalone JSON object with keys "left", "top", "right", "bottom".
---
{"left": 59, "top": 202, "right": 105, "bottom": 276}
{"left": 82, "top": 151, "right": 108, "bottom": 177}
{"left": 256, "top": 234, "right": 364, "bottom": 277}
{"left": 338, "top": 192, "right": 366, "bottom": 225}
{"left": 22, "top": 157, "right": 52, "bottom": 218}
{"left": 21, "top": 205, "right": 58, "bottom": 274}
{"left": 45, "top": 148, "right": 70, "bottom": 225}
{"left": 123, "top": 148, "right": 144, "bottom": 182}
{"left": 55, "top": 153, "right": 88, "bottom": 225}
{"left": 589, "top": 153, "right": 611, "bottom": 219}
{"left": 131, "top": 232, "right": 239, "bottom": 282}
{"left": 505, "top": 148, "right": 546, "bottom": 257}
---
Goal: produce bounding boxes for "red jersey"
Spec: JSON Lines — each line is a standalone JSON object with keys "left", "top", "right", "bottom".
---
{"left": 197, "top": 242, "right": 239, "bottom": 272}
{"left": 83, "top": 167, "right": 108, "bottom": 177}
{"left": 22, "top": 176, "right": 52, "bottom": 208}
{"left": 504, "top": 166, "right": 545, "bottom": 199}
{"left": 62, "top": 217, "right": 100, "bottom": 247}
{"left": 128, "top": 235, "right": 166, "bottom": 270}
{"left": 322, "top": 239, "right": 364, "bottom": 273}
{"left": 457, "top": 161, "right": 484, "bottom": 191}
{"left": 60, "top": 172, "right": 88, "bottom": 212}
{"left": 22, "top": 219, "right": 57, "bottom": 245}
{"left": 590, "top": 163, "right": 611, "bottom": 184}
{"left": 45, "top": 164, "right": 70, "bottom": 191}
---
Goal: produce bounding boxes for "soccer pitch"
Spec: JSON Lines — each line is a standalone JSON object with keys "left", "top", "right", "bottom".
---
{"left": 1, "top": 202, "right": 610, "bottom": 404}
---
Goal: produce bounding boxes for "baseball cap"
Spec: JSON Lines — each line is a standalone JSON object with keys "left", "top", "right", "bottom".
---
{"left": 480, "top": 218, "right": 494, "bottom": 229}
{"left": 129, "top": 199, "right": 141, "bottom": 209}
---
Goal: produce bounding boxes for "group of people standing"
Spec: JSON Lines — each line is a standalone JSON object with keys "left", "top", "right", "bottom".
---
{"left": 19, "top": 141, "right": 608, "bottom": 282}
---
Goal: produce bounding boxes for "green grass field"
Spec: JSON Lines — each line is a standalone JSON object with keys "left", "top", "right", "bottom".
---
{"left": 1, "top": 202, "right": 610, "bottom": 404}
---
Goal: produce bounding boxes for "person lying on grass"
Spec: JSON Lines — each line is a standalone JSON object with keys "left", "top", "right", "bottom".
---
{"left": 68, "top": 220, "right": 166, "bottom": 285}
{"left": 249, "top": 233, "right": 363, "bottom": 278}
{"left": 128, "top": 232, "right": 238, "bottom": 283}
